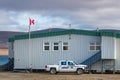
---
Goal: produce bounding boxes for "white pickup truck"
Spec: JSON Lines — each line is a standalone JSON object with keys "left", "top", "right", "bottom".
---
{"left": 45, "top": 60, "right": 87, "bottom": 75}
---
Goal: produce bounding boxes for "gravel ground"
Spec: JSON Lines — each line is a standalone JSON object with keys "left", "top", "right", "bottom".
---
{"left": 0, "top": 72, "right": 120, "bottom": 80}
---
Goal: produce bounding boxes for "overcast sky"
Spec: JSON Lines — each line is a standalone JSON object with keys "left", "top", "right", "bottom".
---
{"left": 0, "top": 0, "right": 120, "bottom": 32}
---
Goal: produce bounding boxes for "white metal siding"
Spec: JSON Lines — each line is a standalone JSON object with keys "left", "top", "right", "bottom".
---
{"left": 14, "top": 34, "right": 101, "bottom": 69}
{"left": 92, "top": 60, "right": 115, "bottom": 72}
{"left": 91, "top": 61, "right": 101, "bottom": 71}
{"left": 101, "top": 36, "right": 116, "bottom": 59}
{"left": 14, "top": 40, "right": 29, "bottom": 69}
{"left": 115, "top": 38, "right": 120, "bottom": 70}
{"left": 68, "top": 35, "right": 101, "bottom": 63}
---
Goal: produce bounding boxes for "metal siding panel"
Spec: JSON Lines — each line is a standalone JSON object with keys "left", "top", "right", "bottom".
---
{"left": 91, "top": 61, "right": 101, "bottom": 71}
{"left": 14, "top": 34, "right": 101, "bottom": 70}
{"left": 14, "top": 40, "right": 29, "bottom": 69}
{"left": 31, "top": 38, "right": 43, "bottom": 69}
{"left": 115, "top": 38, "right": 120, "bottom": 70}
{"left": 37, "top": 35, "right": 71, "bottom": 69}
{"left": 101, "top": 36, "right": 116, "bottom": 59}
{"left": 70, "top": 35, "right": 101, "bottom": 63}
{"left": 92, "top": 60, "right": 115, "bottom": 71}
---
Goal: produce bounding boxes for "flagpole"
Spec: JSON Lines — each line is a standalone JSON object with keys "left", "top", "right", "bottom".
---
{"left": 28, "top": 18, "right": 34, "bottom": 71}
{"left": 28, "top": 18, "right": 31, "bottom": 70}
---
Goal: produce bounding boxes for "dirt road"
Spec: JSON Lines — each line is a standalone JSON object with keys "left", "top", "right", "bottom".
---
{"left": 0, "top": 72, "right": 120, "bottom": 80}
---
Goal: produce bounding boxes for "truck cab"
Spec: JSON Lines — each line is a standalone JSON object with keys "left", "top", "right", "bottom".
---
{"left": 45, "top": 60, "right": 87, "bottom": 75}
{"left": 59, "top": 60, "right": 78, "bottom": 72}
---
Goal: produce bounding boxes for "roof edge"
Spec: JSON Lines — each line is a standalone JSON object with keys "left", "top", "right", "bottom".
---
{"left": 8, "top": 29, "right": 120, "bottom": 42}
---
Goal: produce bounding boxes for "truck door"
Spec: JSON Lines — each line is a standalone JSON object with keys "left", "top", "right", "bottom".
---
{"left": 59, "top": 61, "right": 69, "bottom": 72}
{"left": 68, "top": 61, "right": 76, "bottom": 72}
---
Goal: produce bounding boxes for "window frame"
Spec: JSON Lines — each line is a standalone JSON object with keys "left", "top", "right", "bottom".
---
{"left": 53, "top": 42, "right": 59, "bottom": 51}
{"left": 62, "top": 42, "right": 69, "bottom": 51}
{"left": 95, "top": 42, "right": 101, "bottom": 51}
{"left": 43, "top": 42, "right": 50, "bottom": 51}
{"left": 89, "top": 42, "right": 101, "bottom": 51}
{"left": 89, "top": 42, "right": 95, "bottom": 51}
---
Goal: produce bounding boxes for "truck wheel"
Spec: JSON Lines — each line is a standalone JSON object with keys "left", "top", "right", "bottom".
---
{"left": 77, "top": 69, "right": 83, "bottom": 75}
{"left": 50, "top": 68, "right": 57, "bottom": 74}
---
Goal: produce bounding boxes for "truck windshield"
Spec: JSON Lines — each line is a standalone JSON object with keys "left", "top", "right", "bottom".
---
{"left": 73, "top": 61, "right": 78, "bottom": 65}
{"left": 74, "top": 62, "right": 77, "bottom": 65}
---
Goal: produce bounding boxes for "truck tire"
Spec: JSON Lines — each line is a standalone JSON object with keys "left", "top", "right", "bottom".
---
{"left": 76, "top": 69, "right": 83, "bottom": 75}
{"left": 50, "top": 68, "right": 57, "bottom": 74}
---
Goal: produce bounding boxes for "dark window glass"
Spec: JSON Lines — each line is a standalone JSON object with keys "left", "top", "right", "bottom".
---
{"left": 63, "top": 42, "right": 68, "bottom": 50}
{"left": 44, "top": 42, "right": 50, "bottom": 51}
{"left": 63, "top": 46, "right": 68, "bottom": 50}
{"left": 54, "top": 42, "right": 59, "bottom": 50}
{"left": 90, "top": 46, "right": 95, "bottom": 50}
{"left": 61, "top": 61, "right": 66, "bottom": 65}
{"left": 96, "top": 46, "right": 100, "bottom": 50}
{"left": 68, "top": 62, "right": 74, "bottom": 65}
{"left": 44, "top": 46, "right": 49, "bottom": 50}
{"left": 54, "top": 46, "right": 58, "bottom": 50}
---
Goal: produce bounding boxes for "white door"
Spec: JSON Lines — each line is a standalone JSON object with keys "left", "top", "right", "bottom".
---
{"left": 68, "top": 61, "right": 76, "bottom": 72}
{"left": 59, "top": 61, "right": 69, "bottom": 72}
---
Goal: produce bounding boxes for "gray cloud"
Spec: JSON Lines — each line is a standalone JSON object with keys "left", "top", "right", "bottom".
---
{"left": 0, "top": 0, "right": 120, "bottom": 31}
{"left": 0, "top": 0, "right": 119, "bottom": 11}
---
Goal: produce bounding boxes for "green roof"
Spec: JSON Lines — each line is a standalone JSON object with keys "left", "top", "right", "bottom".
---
{"left": 8, "top": 29, "right": 120, "bottom": 42}
{"left": 8, "top": 38, "right": 14, "bottom": 42}
{"left": 100, "top": 32, "right": 116, "bottom": 37}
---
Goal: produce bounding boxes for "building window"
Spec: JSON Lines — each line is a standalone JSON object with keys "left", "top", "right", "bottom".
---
{"left": 90, "top": 46, "right": 95, "bottom": 50}
{"left": 44, "top": 42, "right": 50, "bottom": 51}
{"left": 63, "top": 42, "right": 68, "bottom": 50}
{"left": 96, "top": 42, "right": 101, "bottom": 50}
{"left": 53, "top": 42, "right": 59, "bottom": 50}
{"left": 89, "top": 42, "right": 100, "bottom": 51}
{"left": 90, "top": 42, "right": 95, "bottom": 50}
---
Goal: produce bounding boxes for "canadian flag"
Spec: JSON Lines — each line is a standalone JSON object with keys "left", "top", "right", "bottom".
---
{"left": 29, "top": 18, "right": 34, "bottom": 26}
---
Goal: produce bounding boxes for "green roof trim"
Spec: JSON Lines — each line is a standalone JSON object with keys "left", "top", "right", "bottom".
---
{"left": 100, "top": 32, "right": 116, "bottom": 37}
{"left": 116, "top": 33, "right": 120, "bottom": 38}
{"left": 8, "top": 38, "right": 14, "bottom": 42}
{"left": 8, "top": 29, "right": 120, "bottom": 42}
{"left": 14, "top": 30, "right": 70, "bottom": 40}
{"left": 71, "top": 29, "right": 100, "bottom": 36}
{"left": 14, "top": 29, "right": 100, "bottom": 41}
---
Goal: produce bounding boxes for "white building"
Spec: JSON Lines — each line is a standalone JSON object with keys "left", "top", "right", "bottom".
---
{"left": 8, "top": 29, "right": 120, "bottom": 72}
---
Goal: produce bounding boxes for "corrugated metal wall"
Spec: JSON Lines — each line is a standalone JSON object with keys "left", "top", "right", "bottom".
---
{"left": 101, "top": 36, "right": 116, "bottom": 59}
{"left": 115, "top": 38, "right": 120, "bottom": 70}
{"left": 14, "top": 34, "right": 101, "bottom": 69}
{"left": 12, "top": 34, "right": 120, "bottom": 71}
{"left": 14, "top": 40, "right": 29, "bottom": 69}
{"left": 92, "top": 60, "right": 115, "bottom": 72}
